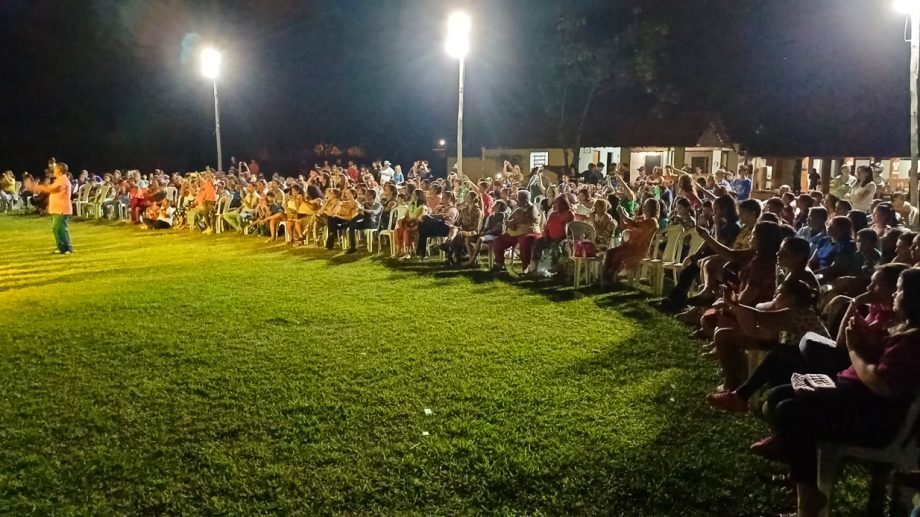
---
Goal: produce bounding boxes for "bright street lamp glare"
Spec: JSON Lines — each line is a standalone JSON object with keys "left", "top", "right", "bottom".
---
{"left": 895, "top": 0, "right": 920, "bottom": 13}
{"left": 439, "top": 139, "right": 447, "bottom": 146}
{"left": 448, "top": 12, "right": 471, "bottom": 35}
{"left": 201, "top": 47, "right": 222, "bottom": 80}
{"left": 445, "top": 12, "right": 471, "bottom": 59}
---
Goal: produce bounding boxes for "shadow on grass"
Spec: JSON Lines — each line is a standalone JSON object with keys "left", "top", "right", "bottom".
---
{"left": 0, "top": 265, "right": 152, "bottom": 293}
{"left": 39, "top": 217, "right": 674, "bottom": 323}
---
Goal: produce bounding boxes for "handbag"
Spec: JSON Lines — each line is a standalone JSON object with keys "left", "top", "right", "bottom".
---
{"left": 574, "top": 239, "right": 597, "bottom": 258}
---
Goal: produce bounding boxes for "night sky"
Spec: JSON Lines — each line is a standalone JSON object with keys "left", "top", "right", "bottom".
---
{"left": 0, "top": 0, "right": 911, "bottom": 173}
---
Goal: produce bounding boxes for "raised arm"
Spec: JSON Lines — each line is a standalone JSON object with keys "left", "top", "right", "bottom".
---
{"left": 694, "top": 225, "right": 747, "bottom": 262}
{"left": 845, "top": 319, "right": 898, "bottom": 396}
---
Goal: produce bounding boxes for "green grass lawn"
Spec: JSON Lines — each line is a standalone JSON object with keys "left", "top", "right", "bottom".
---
{"left": 0, "top": 214, "right": 872, "bottom": 515}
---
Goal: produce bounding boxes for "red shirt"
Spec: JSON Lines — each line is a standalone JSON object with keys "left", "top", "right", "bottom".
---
{"left": 481, "top": 192, "right": 494, "bottom": 218}
{"left": 347, "top": 166, "right": 359, "bottom": 182}
{"left": 545, "top": 210, "right": 574, "bottom": 240}
{"left": 839, "top": 332, "right": 920, "bottom": 394}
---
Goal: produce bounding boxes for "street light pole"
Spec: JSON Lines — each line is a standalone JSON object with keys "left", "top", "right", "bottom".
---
{"left": 446, "top": 12, "right": 470, "bottom": 177}
{"left": 212, "top": 79, "right": 223, "bottom": 173}
{"left": 200, "top": 47, "right": 223, "bottom": 172}
{"left": 910, "top": 9, "right": 919, "bottom": 207}
{"left": 457, "top": 55, "right": 465, "bottom": 178}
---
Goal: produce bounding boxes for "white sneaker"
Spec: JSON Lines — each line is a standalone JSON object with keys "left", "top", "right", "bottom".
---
{"left": 202, "top": 228, "right": 213, "bottom": 235}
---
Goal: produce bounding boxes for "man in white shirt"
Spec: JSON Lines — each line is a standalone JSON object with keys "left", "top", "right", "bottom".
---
{"left": 379, "top": 160, "right": 395, "bottom": 184}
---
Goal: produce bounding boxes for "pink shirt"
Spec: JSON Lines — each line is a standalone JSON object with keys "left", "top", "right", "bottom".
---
{"left": 49, "top": 176, "right": 73, "bottom": 215}
{"left": 839, "top": 332, "right": 920, "bottom": 394}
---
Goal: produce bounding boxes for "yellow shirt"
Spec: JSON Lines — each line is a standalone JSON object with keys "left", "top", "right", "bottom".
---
{"left": 733, "top": 224, "right": 753, "bottom": 250}
{"left": 337, "top": 200, "right": 359, "bottom": 220}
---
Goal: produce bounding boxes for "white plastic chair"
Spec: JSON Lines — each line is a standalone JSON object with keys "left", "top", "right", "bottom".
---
{"left": 816, "top": 391, "right": 920, "bottom": 517}
{"left": 378, "top": 213, "right": 402, "bottom": 256}
{"left": 661, "top": 228, "right": 706, "bottom": 289}
{"left": 213, "top": 195, "right": 233, "bottom": 234}
{"left": 566, "top": 221, "right": 601, "bottom": 289}
{"left": 362, "top": 215, "right": 383, "bottom": 253}
{"left": 85, "top": 185, "right": 111, "bottom": 219}
{"left": 73, "top": 184, "right": 93, "bottom": 217}
{"left": 628, "top": 230, "right": 662, "bottom": 288}
{"left": 645, "top": 226, "right": 687, "bottom": 295}
{"left": 277, "top": 220, "right": 292, "bottom": 243}
{"left": 164, "top": 186, "right": 179, "bottom": 205}
{"left": 7, "top": 181, "right": 23, "bottom": 211}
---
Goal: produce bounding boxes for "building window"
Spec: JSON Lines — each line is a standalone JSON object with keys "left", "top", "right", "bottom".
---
{"left": 530, "top": 152, "right": 549, "bottom": 171}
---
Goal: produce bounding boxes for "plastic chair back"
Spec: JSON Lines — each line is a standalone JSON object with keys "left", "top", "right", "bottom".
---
{"left": 686, "top": 230, "right": 707, "bottom": 256}
{"left": 565, "top": 221, "right": 597, "bottom": 243}
{"left": 659, "top": 225, "right": 687, "bottom": 263}
{"left": 165, "top": 186, "right": 179, "bottom": 204}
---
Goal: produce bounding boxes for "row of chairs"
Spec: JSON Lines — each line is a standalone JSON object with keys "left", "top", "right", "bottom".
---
{"left": 0, "top": 181, "right": 25, "bottom": 212}
{"left": 634, "top": 225, "right": 706, "bottom": 296}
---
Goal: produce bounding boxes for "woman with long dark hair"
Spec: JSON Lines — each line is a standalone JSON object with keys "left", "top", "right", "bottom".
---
{"left": 848, "top": 165, "right": 876, "bottom": 212}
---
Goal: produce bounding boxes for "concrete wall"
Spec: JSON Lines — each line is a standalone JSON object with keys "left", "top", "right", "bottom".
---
{"left": 578, "top": 147, "right": 621, "bottom": 172}
{"left": 449, "top": 147, "right": 569, "bottom": 181}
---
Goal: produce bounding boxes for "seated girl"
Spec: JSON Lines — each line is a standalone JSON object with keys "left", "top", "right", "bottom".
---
{"left": 253, "top": 192, "right": 285, "bottom": 241}
{"left": 694, "top": 221, "right": 783, "bottom": 342}
{"left": 754, "top": 267, "right": 920, "bottom": 517}
{"left": 871, "top": 202, "right": 898, "bottom": 237}
{"left": 395, "top": 189, "right": 429, "bottom": 260}
{"left": 602, "top": 198, "right": 660, "bottom": 283}
{"left": 589, "top": 198, "right": 617, "bottom": 251}
{"left": 325, "top": 189, "right": 360, "bottom": 250}
{"left": 809, "top": 216, "right": 856, "bottom": 283}
{"left": 530, "top": 195, "right": 574, "bottom": 276}
{"left": 447, "top": 191, "right": 483, "bottom": 265}
{"left": 293, "top": 187, "right": 322, "bottom": 246}
{"left": 668, "top": 197, "right": 695, "bottom": 230}
{"left": 464, "top": 200, "right": 507, "bottom": 267}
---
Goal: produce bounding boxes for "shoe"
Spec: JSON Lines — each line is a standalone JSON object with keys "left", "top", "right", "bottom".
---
{"left": 676, "top": 308, "right": 701, "bottom": 325}
{"left": 490, "top": 265, "right": 507, "bottom": 273}
{"left": 202, "top": 228, "right": 213, "bottom": 235}
{"left": 750, "top": 435, "right": 787, "bottom": 463}
{"left": 706, "top": 391, "right": 748, "bottom": 413}
{"left": 659, "top": 298, "right": 680, "bottom": 313}
{"left": 687, "top": 289, "right": 717, "bottom": 307}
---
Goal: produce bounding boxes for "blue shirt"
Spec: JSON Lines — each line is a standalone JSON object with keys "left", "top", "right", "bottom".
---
{"left": 814, "top": 238, "right": 856, "bottom": 270}
{"left": 733, "top": 178, "right": 752, "bottom": 201}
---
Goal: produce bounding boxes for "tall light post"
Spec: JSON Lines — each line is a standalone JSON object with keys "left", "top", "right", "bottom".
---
{"left": 200, "top": 47, "right": 223, "bottom": 172}
{"left": 895, "top": 0, "right": 920, "bottom": 207}
{"left": 446, "top": 12, "right": 471, "bottom": 176}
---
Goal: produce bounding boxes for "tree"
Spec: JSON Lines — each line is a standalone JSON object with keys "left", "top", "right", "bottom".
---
{"left": 537, "top": 3, "right": 673, "bottom": 173}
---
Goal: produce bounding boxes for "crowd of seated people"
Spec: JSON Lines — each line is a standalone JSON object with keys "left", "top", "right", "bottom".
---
{"left": 653, "top": 164, "right": 920, "bottom": 516}
{"left": 6, "top": 157, "right": 920, "bottom": 515}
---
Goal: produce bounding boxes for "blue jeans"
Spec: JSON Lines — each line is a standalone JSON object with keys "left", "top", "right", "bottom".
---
{"left": 52, "top": 214, "right": 72, "bottom": 252}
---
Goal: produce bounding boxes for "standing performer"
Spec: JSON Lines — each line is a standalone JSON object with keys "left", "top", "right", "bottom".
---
{"left": 29, "top": 163, "right": 73, "bottom": 254}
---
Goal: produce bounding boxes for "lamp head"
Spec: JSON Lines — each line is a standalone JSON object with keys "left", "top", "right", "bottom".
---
{"left": 201, "top": 47, "right": 222, "bottom": 80}
{"left": 445, "top": 12, "right": 471, "bottom": 59}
